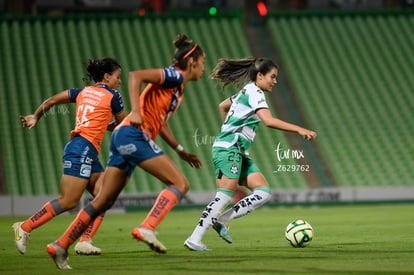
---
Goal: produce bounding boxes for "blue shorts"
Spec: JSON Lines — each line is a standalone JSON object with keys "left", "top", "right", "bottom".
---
{"left": 63, "top": 135, "right": 104, "bottom": 179}
{"left": 107, "top": 126, "right": 164, "bottom": 177}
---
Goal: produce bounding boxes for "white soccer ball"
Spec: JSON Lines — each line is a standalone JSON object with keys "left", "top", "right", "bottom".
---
{"left": 285, "top": 219, "right": 313, "bottom": 248}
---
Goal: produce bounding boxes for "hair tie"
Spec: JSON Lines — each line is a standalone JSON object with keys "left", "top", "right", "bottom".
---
{"left": 181, "top": 44, "right": 198, "bottom": 60}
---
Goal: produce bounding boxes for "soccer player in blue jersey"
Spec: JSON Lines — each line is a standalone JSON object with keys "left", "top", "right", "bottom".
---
{"left": 185, "top": 57, "right": 317, "bottom": 251}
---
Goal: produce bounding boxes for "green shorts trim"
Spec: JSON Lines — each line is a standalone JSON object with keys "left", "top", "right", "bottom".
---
{"left": 212, "top": 146, "right": 260, "bottom": 185}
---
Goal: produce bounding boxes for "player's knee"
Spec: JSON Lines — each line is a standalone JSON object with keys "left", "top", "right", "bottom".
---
{"left": 92, "top": 196, "right": 115, "bottom": 213}
{"left": 103, "top": 199, "right": 116, "bottom": 211}
{"left": 166, "top": 176, "right": 189, "bottom": 195}
{"left": 58, "top": 199, "right": 78, "bottom": 210}
{"left": 180, "top": 179, "right": 190, "bottom": 195}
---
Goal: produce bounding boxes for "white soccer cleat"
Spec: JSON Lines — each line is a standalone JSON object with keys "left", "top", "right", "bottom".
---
{"left": 184, "top": 238, "right": 212, "bottom": 251}
{"left": 131, "top": 227, "right": 167, "bottom": 254}
{"left": 12, "top": 222, "right": 30, "bottom": 254}
{"left": 46, "top": 241, "right": 71, "bottom": 270}
{"left": 74, "top": 240, "right": 102, "bottom": 255}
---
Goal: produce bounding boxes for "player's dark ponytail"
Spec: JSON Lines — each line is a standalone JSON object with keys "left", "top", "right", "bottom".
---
{"left": 210, "top": 57, "right": 278, "bottom": 89}
{"left": 173, "top": 34, "right": 203, "bottom": 69}
{"left": 84, "top": 57, "right": 121, "bottom": 83}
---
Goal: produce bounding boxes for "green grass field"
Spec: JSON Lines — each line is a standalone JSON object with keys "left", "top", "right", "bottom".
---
{"left": 1, "top": 204, "right": 413, "bottom": 274}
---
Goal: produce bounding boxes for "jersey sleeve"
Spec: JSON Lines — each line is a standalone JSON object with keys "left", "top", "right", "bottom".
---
{"left": 249, "top": 89, "right": 269, "bottom": 111}
{"left": 67, "top": 88, "right": 83, "bottom": 102}
{"left": 160, "top": 66, "right": 183, "bottom": 88}
{"left": 110, "top": 90, "right": 125, "bottom": 115}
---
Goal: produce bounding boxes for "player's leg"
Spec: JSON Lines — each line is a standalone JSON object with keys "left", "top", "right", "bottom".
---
{"left": 44, "top": 176, "right": 93, "bottom": 269}
{"left": 54, "top": 166, "right": 128, "bottom": 251}
{"left": 13, "top": 175, "right": 88, "bottom": 254}
{"left": 47, "top": 129, "right": 132, "bottom": 269}
{"left": 15, "top": 136, "right": 99, "bottom": 253}
{"left": 217, "top": 172, "right": 271, "bottom": 223}
{"left": 74, "top": 214, "right": 104, "bottom": 255}
{"left": 185, "top": 146, "right": 241, "bottom": 250}
{"left": 185, "top": 176, "right": 237, "bottom": 251}
{"left": 47, "top": 166, "right": 128, "bottom": 269}
{"left": 75, "top": 171, "right": 105, "bottom": 255}
{"left": 138, "top": 154, "right": 189, "bottom": 228}
{"left": 131, "top": 154, "right": 188, "bottom": 253}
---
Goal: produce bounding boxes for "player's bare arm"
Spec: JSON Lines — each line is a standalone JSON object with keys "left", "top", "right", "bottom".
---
{"left": 128, "top": 69, "right": 162, "bottom": 128}
{"left": 159, "top": 123, "right": 202, "bottom": 168}
{"left": 20, "top": 90, "right": 71, "bottom": 129}
{"left": 218, "top": 98, "right": 232, "bottom": 122}
{"left": 106, "top": 112, "right": 127, "bottom": 131}
{"left": 256, "top": 108, "right": 317, "bottom": 140}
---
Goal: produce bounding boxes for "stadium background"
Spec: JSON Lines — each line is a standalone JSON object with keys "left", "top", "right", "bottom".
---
{"left": 0, "top": 0, "right": 413, "bottom": 216}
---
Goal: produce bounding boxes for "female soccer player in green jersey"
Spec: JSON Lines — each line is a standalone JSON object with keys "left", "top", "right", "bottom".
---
{"left": 185, "top": 57, "right": 317, "bottom": 251}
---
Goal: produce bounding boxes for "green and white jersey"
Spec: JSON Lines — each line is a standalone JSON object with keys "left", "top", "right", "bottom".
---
{"left": 213, "top": 82, "right": 269, "bottom": 154}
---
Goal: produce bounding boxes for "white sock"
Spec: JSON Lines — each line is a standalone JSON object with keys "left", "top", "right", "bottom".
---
{"left": 218, "top": 187, "right": 271, "bottom": 223}
{"left": 188, "top": 189, "right": 234, "bottom": 243}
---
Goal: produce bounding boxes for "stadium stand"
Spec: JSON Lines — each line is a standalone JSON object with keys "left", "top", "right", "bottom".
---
{"left": 0, "top": 13, "right": 308, "bottom": 197}
{"left": 2, "top": 10, "right": 412, "bottom": 199}
{"left": 267, "top": 10, "right": 414, "bottom": 187}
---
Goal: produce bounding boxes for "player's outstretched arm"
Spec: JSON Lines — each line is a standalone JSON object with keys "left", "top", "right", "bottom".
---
{"left": 256, "top": 108, "right": 317, "bottom": 141}
{"left": 20, "top": 90, "right": 71, "bottom": 129}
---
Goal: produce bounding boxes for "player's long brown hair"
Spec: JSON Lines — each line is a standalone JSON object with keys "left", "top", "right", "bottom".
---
{"left": 210, "top": 57, "right": 278, "bottom": 89}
